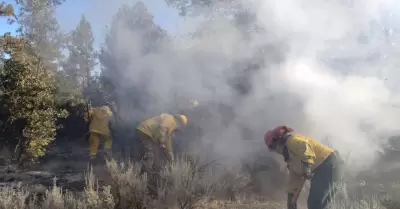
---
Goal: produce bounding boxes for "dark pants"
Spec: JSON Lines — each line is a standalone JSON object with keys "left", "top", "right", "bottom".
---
{"left": 137, "top": 130, "right": 168, "bottom": 197}
{"left": 308, "top": 152, "right": 345, "bottom": 209}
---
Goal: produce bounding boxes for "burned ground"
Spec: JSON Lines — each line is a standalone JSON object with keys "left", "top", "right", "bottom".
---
{"left": 0, "top": 136, "right": 399, "bottom": 209}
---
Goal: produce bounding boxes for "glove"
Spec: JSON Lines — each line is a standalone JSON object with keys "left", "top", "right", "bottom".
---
{"left": 287, "top": 193, "right": 298, "bottom": 209}
{"left": 302, "top": 162, "right": 313, "bottom": 180}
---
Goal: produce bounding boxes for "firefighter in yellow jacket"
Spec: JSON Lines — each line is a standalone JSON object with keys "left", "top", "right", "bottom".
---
{"left": 264, "top": 126, "right": 344, "bottom": 209}
{"left": 136, "top": 113, "right": 188, "bottom": 196}
{"left": 84, "top": 103, "right": 115, "bottom": 161}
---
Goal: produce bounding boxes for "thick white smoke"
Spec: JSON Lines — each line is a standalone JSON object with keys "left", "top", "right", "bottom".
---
{"left": 249, "top": 0, "right": 400, "bottom": 171}
{"left": 69, "top": 0, "right": 400, "bottom": 173}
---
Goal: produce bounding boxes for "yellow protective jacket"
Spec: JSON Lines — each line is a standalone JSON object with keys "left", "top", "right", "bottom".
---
{"left": 286, "top": 134, "right": 334, "bottom": 194}
{"left": 136, "top": 113, "right": 179, "bottom": 161}
{"left": 84, "top": 106, "right": 114, "bottom": 136}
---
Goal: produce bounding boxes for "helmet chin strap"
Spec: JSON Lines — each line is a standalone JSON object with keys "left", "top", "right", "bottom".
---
{"left": 284, "top": 133, "right": 292, "bottom": 139}
{"left": 283, "top": 145, "right": 290, "bottom": 162}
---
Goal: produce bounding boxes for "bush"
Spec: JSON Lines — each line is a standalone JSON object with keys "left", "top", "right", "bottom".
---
{"left": 105, "top": 159, "right": 148, "bottom": 209}
{"left": 326, "top": 180, "right": 400, "bottom": 209}
{"left": 156, "top": 155, "right": 219, "bottom": 209}
{"left": 213, "top": 166, "right": 251, "bottom": 201}
{"left": 0, "top": 157, "right": 216, "bottom": 209}
{"left": 0, "top": 156, "right": 397, "bottom": 209}
{"left": 0, "top": 184, "right": 29, "bottom": 209}
{"left": 56, "top": 100, "right": 88, "bottom": 139}
{"left": 105, "top": 155, "right": 220, "bottom": 209}
{"left": 0, "top": 168, "right": 115, "bottom": 209}
{"left": 0, "top": 37, "right": 68, "bottom": 163}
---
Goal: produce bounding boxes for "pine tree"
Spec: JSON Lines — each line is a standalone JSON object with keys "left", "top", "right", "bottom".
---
{"left": 58, "top": 15, "right": 97, "bottom": 103}
{"left": 17, "top": 0, "right": 65, "bottom": 69}
{"left": 99, "top": 1, "right": 167, "bottom": 119}
{"left": 65, "top": 15, "right": 96, "bottom": 89}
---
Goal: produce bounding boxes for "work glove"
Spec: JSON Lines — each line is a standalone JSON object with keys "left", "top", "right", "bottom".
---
{"left": 302, "top": 162, "right": 313, "bottom": 180}
{"left": 287, "top": 193, "right": 298, "bottom": 209}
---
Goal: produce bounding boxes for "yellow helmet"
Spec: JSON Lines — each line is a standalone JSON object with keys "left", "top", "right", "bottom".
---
{"left": 189, "top": 99, "right": 199, "bottom": 108}
{"left": 176, "top": 114, "right": 188, "bottom": 127}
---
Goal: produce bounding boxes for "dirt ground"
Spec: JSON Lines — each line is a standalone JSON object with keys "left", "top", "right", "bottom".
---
{"left": 200, "top": 200, "right": 286, "bottom": 209}
{"left": 0, "top": 137, "right": 398, "bottom": 209}
{"left": 0, "top": 138, "right": 100, "bottom": 193}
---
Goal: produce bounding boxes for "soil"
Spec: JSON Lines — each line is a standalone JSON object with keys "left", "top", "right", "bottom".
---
{"left": 0, "top": 138, "right": 113, "bottom": 194}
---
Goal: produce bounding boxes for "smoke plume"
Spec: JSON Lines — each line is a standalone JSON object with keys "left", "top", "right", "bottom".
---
{"left": 72, "top": 0, "right": 400, "bottom": 173}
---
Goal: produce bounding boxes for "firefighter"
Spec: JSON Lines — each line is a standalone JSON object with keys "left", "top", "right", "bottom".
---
{"left": 264, "top": 126, "right": 345, "bottom": 209}
{"left": 84, "top": 102, "right": 115, "bottom": 163}
{"left": 136, "top": 113, "right": 188, "bottom": 197}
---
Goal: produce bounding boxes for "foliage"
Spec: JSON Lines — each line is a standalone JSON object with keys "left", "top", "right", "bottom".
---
{"left": 0, "top": 33, "right": 67, "bottom": 160}
{"left": 0, "top": 2, "right": 14, "bottom": 17}
{"left": 56, "top": 14, "right": 99, "bottom": 139}
{"left": 0, "top": 0, "right": 68, "bottom": 162}
{"left": 157, "top": 155, "right": 219, "bottom": 209}
{"left": 0, "top": 0, "right": 104, "bottom": 161}
{"left": 0, "top": 156, "right": 397, "bottom": 209}
{"left": 99, "top": 1, "right": 168, "bottom": 122}
{"left": 61, "top": 14, "right": 97, "bottom": 98}
{"left": 17, "top": 0, "right": 65, "bottom": 66}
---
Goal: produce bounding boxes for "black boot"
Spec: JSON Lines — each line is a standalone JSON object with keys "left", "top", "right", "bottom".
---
{"left": 103, "top": 149, "right": 113, "bottom": 162}
{"left": 88, "top": 156, "right": 98, "bottom": 167}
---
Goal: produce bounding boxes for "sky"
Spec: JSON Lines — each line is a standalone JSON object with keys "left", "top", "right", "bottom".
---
{"left": 0, "top": 0, "right": 18, "bottom": 35}
{"left": 0, "top": 0, "right": 182, "bottom": 49}
{"left": 55, "top": 0, "right": 183, "bottom": 49}
{"left": 0, "top": 0, "right": 183, "bottom": 72}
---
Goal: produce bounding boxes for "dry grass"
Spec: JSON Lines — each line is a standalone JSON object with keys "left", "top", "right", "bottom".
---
{"left": 0, "top": 155, "right": 397, "bottom": 209}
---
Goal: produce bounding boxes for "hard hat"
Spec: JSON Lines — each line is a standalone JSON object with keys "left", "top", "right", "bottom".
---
{"left": 103, "top": 101, "right": 113, "bottom": 108}
{"left": 108, "top": 101, "right": 118, "bottom": 109}
{"left": 264, "top": 126, "right": 294, "bottom": 149}
{"left": 264, "top": 131, "right": 275, "bottom": 148}
{"left": 189, "top": 99, "right": 199, "bottom": 108}
{"left": 176, "top": 114, "right": 188, "bottom": 127}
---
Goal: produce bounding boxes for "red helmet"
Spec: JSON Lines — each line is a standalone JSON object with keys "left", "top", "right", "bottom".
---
{"left": 264, "top": 126, "right": 294, "bottom": 148}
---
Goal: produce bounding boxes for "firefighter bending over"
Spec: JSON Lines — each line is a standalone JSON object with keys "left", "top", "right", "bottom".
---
{"left": 84, "top": 103, "right": 115, "bottom": 162}
{"left": 264, "top": 126, "right": 344, "bottom": 209}
{"left": 136, "top": 113, "right": 188, "bottom": 196}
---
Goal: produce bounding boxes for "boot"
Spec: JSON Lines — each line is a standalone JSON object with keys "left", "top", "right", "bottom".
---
{"left": 88, "top": 156, "right": 98, "bottom": 167}
{"left": 103, "top": 149, "right": 113, "bottom": 161}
